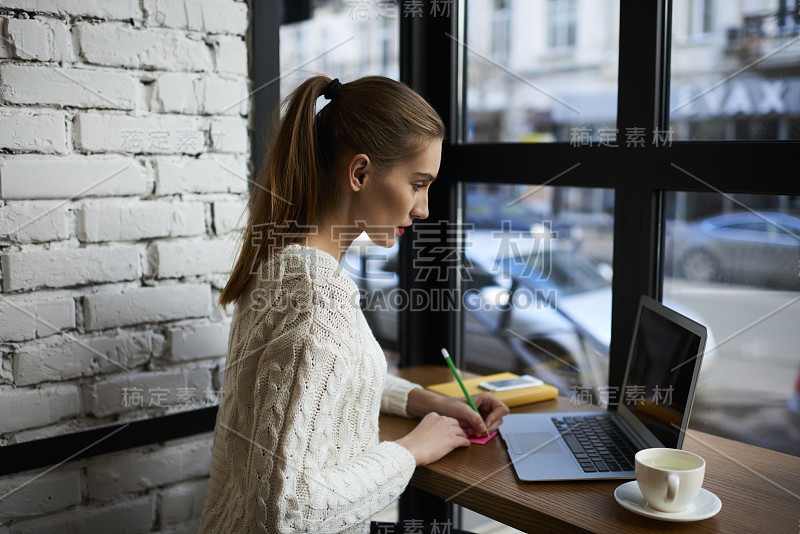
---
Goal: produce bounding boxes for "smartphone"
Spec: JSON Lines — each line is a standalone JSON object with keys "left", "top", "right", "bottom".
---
{"left": 478, "top": 375, "right": 543, "bottom": 391}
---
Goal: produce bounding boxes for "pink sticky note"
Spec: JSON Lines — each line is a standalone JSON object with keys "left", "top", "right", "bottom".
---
{"left": 469, "top": 430, "right": 498, "bottom": 445}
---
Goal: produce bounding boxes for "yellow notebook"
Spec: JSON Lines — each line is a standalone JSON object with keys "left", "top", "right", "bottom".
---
{"left": 427, "top": 372, "right": 558, "bottom": 408}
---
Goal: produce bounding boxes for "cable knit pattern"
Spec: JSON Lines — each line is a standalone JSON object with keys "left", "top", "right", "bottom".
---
{"left": 199, "top": 244, "right": 421, "bottom": 534}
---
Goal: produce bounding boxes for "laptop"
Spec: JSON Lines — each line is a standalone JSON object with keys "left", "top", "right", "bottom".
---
{"left": 498, "top": 295, "right": 707, "bottom": 481}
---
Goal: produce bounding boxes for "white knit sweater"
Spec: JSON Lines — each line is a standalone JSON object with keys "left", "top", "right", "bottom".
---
{"left": 198, "top": 243, "right": 421, "bottom": 534}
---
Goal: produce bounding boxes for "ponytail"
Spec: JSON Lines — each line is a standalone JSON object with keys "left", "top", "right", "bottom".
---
{"left": 219, "top": 75, "right": 444, "bottom": 307}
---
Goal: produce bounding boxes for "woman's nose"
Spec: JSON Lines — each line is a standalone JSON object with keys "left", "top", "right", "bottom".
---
{"left": 411, "top": 194, "right": 429, "bottom": 221}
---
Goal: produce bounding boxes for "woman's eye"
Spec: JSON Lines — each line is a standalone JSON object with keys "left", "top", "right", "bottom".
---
{"left": 412, "top": 183, "right": 424, "bottom": 192}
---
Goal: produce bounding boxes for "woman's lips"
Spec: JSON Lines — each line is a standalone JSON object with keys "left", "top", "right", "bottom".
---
{"left": 397, "top": 226, "right": 405, "bottom": 236}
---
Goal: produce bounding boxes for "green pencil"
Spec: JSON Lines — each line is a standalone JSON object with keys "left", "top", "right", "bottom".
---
{"left": 441, "top": 348, "right": 489, "bottom": 436}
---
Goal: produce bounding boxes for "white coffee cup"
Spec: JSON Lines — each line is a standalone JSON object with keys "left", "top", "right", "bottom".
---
{"left": 634, "top": 448, "right": 706, "bottom": 513}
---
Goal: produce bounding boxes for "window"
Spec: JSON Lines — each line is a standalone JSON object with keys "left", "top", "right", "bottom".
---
{"left": 462, "top": 184, "right": 614, "bottom": 402}
{"left": 686, "top": 0, "right": 713, "bottom": 38}
{"left": 670, "top": 0, "right": 800, "bottom": 140}
{"left": 466, "top": 0, "right": 619, "bottom": 143}
{"left": 279, "top": 0, "right": 399, "bottom": 99}
{"left": 663, "top": 192, "right": 800, "bottom": 456}
{"left": 547, "top": 0, "right": 578, "bottom": 50}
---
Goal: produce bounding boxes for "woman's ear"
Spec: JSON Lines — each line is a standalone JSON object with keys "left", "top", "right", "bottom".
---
{"left": 347, "top": 153, "right": 371, "bottom": 192}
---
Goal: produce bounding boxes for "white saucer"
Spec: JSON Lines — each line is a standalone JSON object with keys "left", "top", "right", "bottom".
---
{"left": 614, "top": 481, "right": 722, "bottom": 522}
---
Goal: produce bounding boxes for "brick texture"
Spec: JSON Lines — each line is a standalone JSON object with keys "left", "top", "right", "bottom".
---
{"left": 0, "top": 0, "right": 250, "bottom": 528}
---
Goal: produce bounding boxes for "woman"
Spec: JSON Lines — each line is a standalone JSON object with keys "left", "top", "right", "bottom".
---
{"left": 199, "top": 75, "right": 509, "bottom": 534}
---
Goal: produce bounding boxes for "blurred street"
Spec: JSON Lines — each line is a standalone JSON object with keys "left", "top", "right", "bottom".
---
{"left": 664, "top": 280, "right": 800, "bottom": 457}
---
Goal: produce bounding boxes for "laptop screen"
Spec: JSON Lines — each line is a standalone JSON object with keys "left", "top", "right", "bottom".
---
{"left": 622, "top": 302, "right": 705, "bottom": 449}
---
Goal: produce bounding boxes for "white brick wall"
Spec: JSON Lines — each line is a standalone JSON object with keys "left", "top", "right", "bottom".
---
{"left": 75, "top": 23, "right": 214, "bottom": 71}
{"left": 74, "top": 112, "right": 208, "bottom": 155}
{"left": 13, "top": 331, "right": 152, "bottom": 386}
{"left": 0, "top": 64, "right": 139, "bottom": 109}
{"left": 142, "top": 0, "right": 248, "bottom": 35}
{"left": 152, "top": 237, "right": 238, "bottom": 278}
{"left": 1, "top": 0, "right": 142, "bottom": 20}
{"left": 150, "top": 73, "right": 249, "bottom": 116}
{"left": 0, "top": 0, "right": 251, "bottom": 529}
{"left": 0, "top": 467, "right": 82, "bottom": 522}
{"left": 167, "top": 320, "right": 231, "bottom": 361}
{"left": 0, "top": 157, "right": 148, "bottom": 199}
{"left": 0, "top": 293, "right": 75, "bottom": 342}
{"left": 1, "top": 245, "right": 142, "bottom": 291}
{"left": 159, "top": 478, "right": 209, "bottom": 527}
{"left": 83, "top": 366, "right": 212, "bottom": 417}
{"left": 7, "top": 495, "right": 156, "bottom": 534}
{"left": 0, "top": 110, "right": 68, "bottom": 154}
{"left": 0, "top": 384, "right": 80, "bottom": 433}
{"left": 155, "top": 156, "right": 248, "bottom": 195}
{"left": 85, "top": 433, "right": 212, "bottom": 498}
{"left": 212, "top": 199, "right": 247, "bottom": 234}
{"left": 0, "top": 201, "right": 70, "bottom": 244}
{"left": 83, "top": 283, "right": 212, "bottom": 330}
{"left": 77, "top": 200, "right": 206, "bottom": 242}
{"left": 3, "top": 17, "right": 74, "bottom": 62}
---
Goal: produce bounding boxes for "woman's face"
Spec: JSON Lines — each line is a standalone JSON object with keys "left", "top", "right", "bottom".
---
{"left": 352, "top": 140, "right": 442, "bottom": 248}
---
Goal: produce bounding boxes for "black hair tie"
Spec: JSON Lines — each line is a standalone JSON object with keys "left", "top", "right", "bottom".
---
{"left": 323, "top": 78, "right": 341, "bottom": 100}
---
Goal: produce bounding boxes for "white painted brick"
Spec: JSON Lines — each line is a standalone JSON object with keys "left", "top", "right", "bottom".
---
{"left": 0, "top": 64, "right": 137, "bottom": 109}
{"left": 154, "top": 237, "right": 237, "bottom": 278}
{"left": 83, "top": 367, "right": 212, "bottom": 418}
{"left": 74, "top": 112, "right": 207, "bottom": 155}
{"left": 0, "top": 294, "right": 74, "bottom": 342}
{"left": 0, "top": 200, "right": 70, "bottom": 243}
{"left": 212, "top": 199, "right": 246, "bottom": 234}
{"left": 208, "top": 116, "right": 248, "bottom": 153}
{"left": 149, "top": 72, "right": 200, "bottom": 114}
{"left": 150, "top": 73, "right": 248, "bottom": 116}
{"left": 159, "top": 518, "right": 202, "bottom": 534}
{"left": 77, "top": 200, "right": 206, "bottom": 242}
{"left": 0, "top": 466, "right": 81, "bottom": 521}
{"left": 159, "top": 478, "right": 209, "bottom": 527}
{"left": 3, "top": 17, "right": 74, "bottom": 62}
{"left": 155, "top": 156, "right": 248, "bottom": 194}
{"left": 0, "top": 109, "right": 68, "bottom": 154}
{"left": 0, "top": 156, "right": 147, "bottom": 200}
{"left": 6, "top": 420, "right": 82, "bottom": 444}
{"left": 202, "top": 76, "right": 248, "bottom": 116}
{"left": 7, "top": 495, "right": 155, "bottom": 534}
{"left": 83, "top": 283, "right": 211, "bottom": 330}
{"left": 167, "top": 320, "right": 230, "bottom": 361}
{"left": 211, "top": 35, "right": 247, "bottom": 75}
{"left": 1, "top": 354, "right": 12, "bottom": 384}
{"left": 76, "top": 22, "right": 213, "bottom": 71}
{"left": 0, "top": 27, "right": 11, "bottom": 59}
{"left": 1, "top": 245, "right": 140, "bottom": 292}
{"left": 144, "top": 0, "right": 248, "bottom": 35}
{"left": 13, "top": 331, "right": 151, "bottom": 386}
{"left": 0, "top": 384, "right": 79, "bottom": 433}
{"left": 1, "top": 0, "right": 141, "bottom": 20}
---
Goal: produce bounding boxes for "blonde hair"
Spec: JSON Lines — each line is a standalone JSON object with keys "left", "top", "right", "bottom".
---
{"left": 218, "top": 75, "right": 445, "bottom": 307}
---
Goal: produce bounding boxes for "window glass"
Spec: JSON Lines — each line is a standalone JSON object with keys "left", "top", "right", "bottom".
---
{"left": 664, "top": 191, "right": 800, "bottom": 456}
{"left": 462, "top": 183, "right": 615, "bottom": 402}
{"left": 670, "top": 0, "right": 800, "bottom": 140}
{"left": 279, "top": 0, "right": 399, "bottom": 99}
{"left": 466, "top": 0, "right": 620, "bottom": 142}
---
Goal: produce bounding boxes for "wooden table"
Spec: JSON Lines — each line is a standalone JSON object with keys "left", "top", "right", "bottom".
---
{"left": 380, "top": 365, "right": 800, "bottom": 533}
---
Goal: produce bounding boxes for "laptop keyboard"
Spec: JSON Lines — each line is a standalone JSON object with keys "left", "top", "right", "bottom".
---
{"left": 551, "top": 415, "right": 637, "bottom": 473}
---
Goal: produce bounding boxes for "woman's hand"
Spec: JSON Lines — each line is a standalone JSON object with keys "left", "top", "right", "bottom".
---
{"left": 395, "top": 412, "right": 470, "bottom": 466}
{"left": 406, "top": 388, "right": 510, "bottom": 438}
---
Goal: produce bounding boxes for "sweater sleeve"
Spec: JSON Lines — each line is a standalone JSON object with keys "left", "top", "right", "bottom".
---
{"left": 381, "top": 373, "right": 423, "bottom": 417}
{"left": 243, "top": 282, "right": 416, "bottom": 534}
